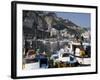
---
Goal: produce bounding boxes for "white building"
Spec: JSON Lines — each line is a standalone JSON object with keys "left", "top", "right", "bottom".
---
{"left": 81, "top": 30, "right": 91, "bottom": 39}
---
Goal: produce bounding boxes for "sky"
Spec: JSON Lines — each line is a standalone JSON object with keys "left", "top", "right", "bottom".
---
{"left": 56, "top": 12, "right": 90, "bottom": 28}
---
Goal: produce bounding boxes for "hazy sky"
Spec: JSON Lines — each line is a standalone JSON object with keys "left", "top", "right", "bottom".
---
{"left": 56, "top": 12, "right": 90, "bottom": 28}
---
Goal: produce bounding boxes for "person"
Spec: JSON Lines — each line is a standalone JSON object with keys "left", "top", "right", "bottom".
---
{"left": 39, "top": 51, "right": 48, "bottom": 68}
{"left": 80, "top": 47, "right": 85, "bottom": 57}
{"left": 80, "top": 47, "right": 85, "bottom": 64}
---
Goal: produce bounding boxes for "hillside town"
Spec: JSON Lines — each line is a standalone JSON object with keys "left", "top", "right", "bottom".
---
{"left": 22, "top": 11, "right": 91, "bottom": 70}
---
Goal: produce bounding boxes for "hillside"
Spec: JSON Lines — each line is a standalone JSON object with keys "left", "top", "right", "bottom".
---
{"left": 23, "top": 11, "right": 87, "bottom": 39}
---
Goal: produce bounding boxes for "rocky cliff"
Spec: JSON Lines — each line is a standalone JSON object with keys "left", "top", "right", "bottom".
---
{"left": 23, "top": 11, "right": 87, "bottom": 39}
